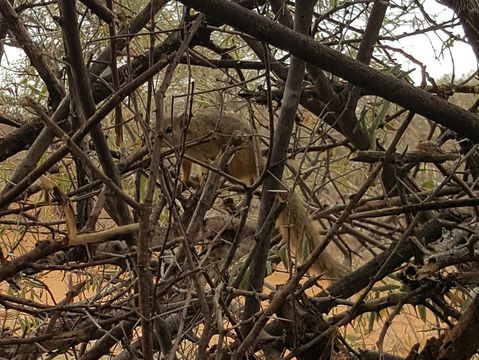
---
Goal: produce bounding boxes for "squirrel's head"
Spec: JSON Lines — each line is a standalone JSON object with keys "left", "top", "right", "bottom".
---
{"left": 161, "top": 112, "right": 187, "bottom": 145}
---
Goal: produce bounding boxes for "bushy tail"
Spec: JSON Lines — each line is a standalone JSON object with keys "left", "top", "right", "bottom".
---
{"left": 276, "top": 191, "right": 349, "bottom": 280}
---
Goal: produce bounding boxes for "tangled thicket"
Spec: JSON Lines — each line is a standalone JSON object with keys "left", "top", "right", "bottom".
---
{"left": 1, "top": 0, "right": 479, "bottom": 359}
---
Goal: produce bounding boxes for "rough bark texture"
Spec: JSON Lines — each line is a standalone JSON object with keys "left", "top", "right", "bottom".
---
{"left": 242, "top": 0, "right": 315, "bottom": 336}
{"left": 437, "top": 295, "right": 479, "bottom": 359}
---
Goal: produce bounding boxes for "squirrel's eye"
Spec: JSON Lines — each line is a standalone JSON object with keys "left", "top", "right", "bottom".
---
{"left": 165, "top": 126, "right": 172, "bottom": 134}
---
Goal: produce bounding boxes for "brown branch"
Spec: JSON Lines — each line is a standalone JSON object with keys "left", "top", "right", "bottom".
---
{"left": 271, "top": 0, "right": 371, "bottom": 151}
{"left": 137, "top": 14, "right": 206, "bottom": 360}
{"left": 356, "top": 0, "right": 388, "bottom": 64}
{"left": 341, "top": 0, "right": 388, "bottom": 149}
{"left": 79, "top": 0, "right": 115, "bottom": 23}
{"left": 106, "top": 0, "right": 123, "bottom": 147}
{"left": 349, "top": 197, "right": 479, "bottom": 219}
{"left": 0, "top": 23, "right": 205, "bottom": 163}
{"left": 238, "top": 111, "right": 415, "bottom": 355}
{"left": 59, "top": 0, "right": 132, "bottom": 226}
{"left": 0, "top": 114, "right": 21, "bottom": 127}
{"left": 26, "top": 100, "right": 141, "bottom": 211}
{"left": 178, "top": 0, "right": 479, "bottom": 143}
{"left": 0, "top": 239, "right": 66, "bottom": 282}
{"left": 79, "top": 320, "right": 137, "bottom": 360}
{"left": 313, "top": 218, "right": 444, "bottom": 314}
{"left": 0, "top": 55, "right": 169, "bottom": 209}
{"left": 0, "top": 0, "right": 64, "bottom": 105}
{"left": 440, "top": 0, "right": 479, "bottom": 61}
{"left": 244, "top": 26, "right": 371, "bottom": 150}
{"left": 0, "top": 97, "right": 70, "bottom": 205}
{"left": 437, "top": 293, "right": 479, "bottom": 359}
{"left": 240, "top": 0, "right": 315, "bottom": 343}
{"left": 89, "top": 0, "right": 168, "bottom": 79}
{"left": 350, "top": 150, "right": 461, "bottom": 163}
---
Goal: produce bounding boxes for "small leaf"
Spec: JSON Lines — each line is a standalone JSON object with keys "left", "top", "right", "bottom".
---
{"left": 372, "top": 284, "right": 401, "bottom": 292}
{"left": 421, "top": 179, "right": 435, "bottom": 190}
{"left": 447, "top": 291, "right": 463, "bottom": 306}
{"left": 278, "top": 246, "right": 289, "bottom": 269}
{"left": 418, "top": 304, "right": 427, "bottom": 322}
{"left": 368, "top": 312, "right": 376, "bottom": 333}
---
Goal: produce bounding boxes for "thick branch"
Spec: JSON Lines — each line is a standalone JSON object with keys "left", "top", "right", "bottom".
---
{"left": 0, "top": 0, "right": 64, "bottom": 105}
{"left": 178, "top": 0, "right": 479, "bottom": 143}
{"left": 437, "top": 294, "right": 479, "bottom": 359}
{"left": 241, "top": 0, "right": 315, "bottom": 338}
{"left": 60, "top": 0, "right": 131, "bottom": 226}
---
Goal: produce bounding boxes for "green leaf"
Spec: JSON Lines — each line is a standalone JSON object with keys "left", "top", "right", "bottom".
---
{"left": 418, "top": 304, "right": 427, "bottom": 322}
{"left": 371, "top": 284, "right": 401, "bottom": 292}
{"left": 421, "top": 179, "right": 435, "bottom": 190}
{"left": 368, "top": 312, "right": 376, "bottom": 334}
{"left": 278, "top": 246, "right": 289, "bottom": 269}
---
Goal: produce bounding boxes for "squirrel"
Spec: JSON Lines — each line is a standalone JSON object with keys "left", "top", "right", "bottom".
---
{"left": 162, "top": 110, "right": 348, "bottom": 280}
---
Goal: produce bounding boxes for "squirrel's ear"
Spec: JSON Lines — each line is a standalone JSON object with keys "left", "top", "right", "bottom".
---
{"left": 177, "top": 112, "right": 188, "bottom": 125}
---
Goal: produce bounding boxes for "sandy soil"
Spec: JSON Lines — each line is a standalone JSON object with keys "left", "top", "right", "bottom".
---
{"left": 0, "top": 231, "right": 439, "bottom": 357}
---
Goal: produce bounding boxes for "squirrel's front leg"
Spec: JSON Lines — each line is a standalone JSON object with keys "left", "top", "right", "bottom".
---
{"left": 181, "top": 160, "right": 192, "bottom": 184}
{"left": 181, "top": 159, "right": 204, "bottom": 188}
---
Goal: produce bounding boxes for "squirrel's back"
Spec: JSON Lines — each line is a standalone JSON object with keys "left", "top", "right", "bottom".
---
{"left": 163, "top": 109, "right": 347, "bottom": 280}
{"left": 164, "top": 110, "right": 260, "bottom": 183}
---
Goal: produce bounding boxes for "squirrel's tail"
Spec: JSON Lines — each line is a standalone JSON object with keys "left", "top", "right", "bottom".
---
{"left": 276, "top": 191, "right": 349, "bottom": 280}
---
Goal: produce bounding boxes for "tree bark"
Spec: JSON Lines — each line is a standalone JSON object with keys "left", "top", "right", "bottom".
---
{"left": 241, "top": 0, "right": 316, "bottom": 337}
{"left": 178, "top": 0, "right": 479, "bottom": 143}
